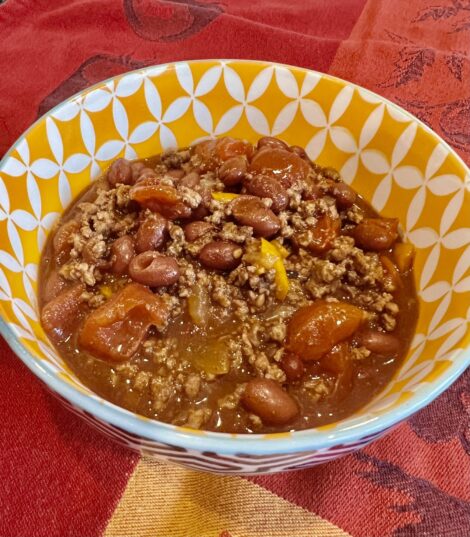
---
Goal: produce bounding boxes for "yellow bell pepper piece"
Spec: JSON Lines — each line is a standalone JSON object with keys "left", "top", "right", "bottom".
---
{"left": 211, "top": 192, "right": 240, "bottom": 202}
{"left": 99, "top": 285, "right": 113, "bottom": 299}
{"left": 273, "top": 258, "right": 289, "bottom": 300}
{"left": 260, "top": 238, "right": 280, "bottom": 268}
{"left": 271, "top": 239, "right": 289, "bottom": 259}
{"left": 260, "top": 239, "right": 289, "bottom": 300}
{"left": 193, "top": 340, "right": 231, "bottom": 375}
{"left": 393, "top": 243, "right": 415, "bottom": 273}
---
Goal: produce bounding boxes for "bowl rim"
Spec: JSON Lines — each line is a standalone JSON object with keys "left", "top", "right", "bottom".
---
{"left": 0, "top": 58, "right": 469, "bottom": 455}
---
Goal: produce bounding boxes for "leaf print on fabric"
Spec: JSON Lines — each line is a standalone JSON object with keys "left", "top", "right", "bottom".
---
{"left": 395, "top": 97, "right": 470, "bottom": 154}
{"left": 452, "top": 15, "right": 470, "bottom": 32}
{"left": 444, "top": 52, "right": 465, "bottom": 80}
{"left": 37, "top": 54, "right": 150, "bottom": 118}
{"left": 356, "top": 452, "right": 470, "bottom": 537}
{"left": 379, "top": 31, "right": 436, "bottom": 88}
{"left": 409, "top": 369, "right": 470, "bottom": 453}
{"left": 123, "top": 0, "right": 223, "bottom": 42}
{"left": 439, "top": 98, "right": 470, "bottom": 150}
{"left": 412, "top": 0, "right": 470, "bottom": 22}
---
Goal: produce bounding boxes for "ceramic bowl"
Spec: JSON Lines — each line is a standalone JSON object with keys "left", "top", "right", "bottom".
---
{"left": 0, "top": 60, "right": 469, "bottom": 474}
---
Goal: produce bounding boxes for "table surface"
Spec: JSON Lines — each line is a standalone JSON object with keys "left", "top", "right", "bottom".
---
{"left": 0, "top": 1, "right": 469, "bottom": 536}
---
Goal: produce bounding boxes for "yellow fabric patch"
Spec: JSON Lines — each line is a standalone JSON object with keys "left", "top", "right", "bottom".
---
{"left": 104, "top": 458, "right": 351, "bottom": 537}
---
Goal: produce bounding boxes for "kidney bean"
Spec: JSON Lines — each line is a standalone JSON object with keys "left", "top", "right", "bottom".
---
{"left": 129, "top": 251, "right": 180, "bottom": 287}
{"left": 244, "top": 175, "right": 288, "bottom": 213}
{"left": 303, "top": 181, "right": 322, "bottom": 201}
{"left": 257, "top": 137, "right": 289, "bottom": 151}
{"left": 179, "top": 171, "right": 200, "bottom": 189}
{"left": 110, "top": 235, "right": 135, "bottom": 275}
{"left": 357, "top": 329, "right": 401, "bottom": 356}
{"left": 53, "top": 219, "right": 80, "bottom": 265}
{"left": 281, "top": 353, "right": 305, "bottom": 381}
{"left": 135, "top": 214, "right": 168, "bottom": 253}
{"left": 353, "top": 218, "right": 399, "bottom": 251}
{"left": 136, "top": 167, "right": 158, "bottom": 182}
{"left": 131, "top": 162, "right": 146, "bottom": 182}
{"left": 289, "top": 145, "right": 308, "bottom": 159}
{"left": 230, "top": 196, "right": 280, "bottom": 238}
{"left": 166, "top": 169, "right": 185, "bottom": 180}
{"left": 184, "top": 221, "right": 213, "bottom": 242}
{"left": 191, "top": 203, "right": 210, "bottom": 220}
{"left": 242, "top": 378, "right": 299, "bottom": 425}
{"left": 107, "top": 158, "right": 133, "bottom": 186}
{"left": 330, "top": 182, "right": 356, "bottom": 209}
{"left": 198, "top": 241, "right": 242, "bottom": 270}
{"left": 218, "top": 156, "right": 247, "bottom": 186}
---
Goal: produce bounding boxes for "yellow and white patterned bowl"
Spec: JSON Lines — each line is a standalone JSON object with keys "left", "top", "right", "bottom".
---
{"left": 0, "top": 60, "right": 469, "bottom": 474}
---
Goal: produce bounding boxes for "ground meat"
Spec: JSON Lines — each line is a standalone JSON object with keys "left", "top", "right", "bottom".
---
{"left": 218, "top": 384, "right": 246, "bottom": 410}
{"left": 133, "top": 370, "right": 152, "bottom": 392}
{"left": 80, "top": 290, "right": 106, "bottom": 308}
{"left": 313, "top": 259, "right": 346, "bottom": 283}
{"left": 248, "top": 413, "right": 263, "bottom": 429}
{"left": 161, "top": 149, "right": 190, "bottom": 168}
{"left": 150, "top": 376, "right": 173, "bottom": 412}
{"left": 219, "top": 222, "right": 253, "bottom": 243}
{"left": 382, "top": 313, "right": 397, "bottom": 332}
{"left": 115, "top": 362, "right": 139, "bottom": 379}
{"left": 166, "top": 223, "right": 186, "bottom": 257}
{"left": 183, "top": 408, "right": 212, "bottom": 429}
{"left": 267, "top": 321, "right": 286, "bottom": 342}
{"left": 115, "top": 184, "right": 132, "bottom": 208}
{"left": 351, "top": 346, "right": 371, "bottom": 360}
{"left": 328, "top": 236, "right": 355, "bottom": 262}
{"left": 60, "top": 261, "right": 99, "bottom": 286}
{"left": 344, "top": 204, "right": 364, "bottom": 223}
{"left": 184, "top": 373, "right": 201, "bottom": 398}
{"left": 178, "top": 186, "right": 202, "bottom": 208}
{"left": 303, "top": 377, "right": 334, "bottom": 402}
{"left": 40, "top": 138, "right": 416, "bottom": 434}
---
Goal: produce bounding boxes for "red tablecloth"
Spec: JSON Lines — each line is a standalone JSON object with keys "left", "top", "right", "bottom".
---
{"left": 1, "top": 1, "right": 469, "bottom": 536}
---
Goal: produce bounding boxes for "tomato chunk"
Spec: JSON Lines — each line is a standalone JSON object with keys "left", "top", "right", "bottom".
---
{"left": 322, "top": 342, "right": 354, "bottom": 399}
{"left": 286, "top": 301, "right": 365, "bottom": 361}
{"left": 79, "top": 283, "right": 169, "bottom": 362}
{"left": 129, "top": 177, "right": 191, "bottom": 219}
{"left": 295, "top": 213, "right": 340, "bottom": 254}
{"left": 194, "top": 137, "right": 253, "bottom": 171}
{"left": 321, "top": 341, "right": 352, "bottom": 375}
{"left": 249, "top": 148, "right": 310, "bottom": 187}
{"left": 41, "top": 283, "right": 85, "bottom": 343}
